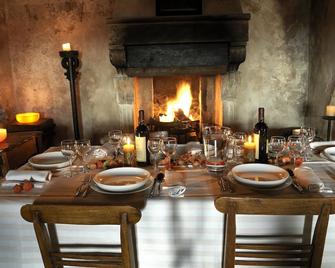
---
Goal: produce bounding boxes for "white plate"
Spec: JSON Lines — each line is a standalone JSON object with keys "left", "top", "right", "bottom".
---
{"left": 323, "top": 147, "right": 335, "bottom": 162}
{"left": 310, "top": 141, "right": 335, "bottom": 151}
{"left": 29, "top": 152, "right": 70, "bottom": 170}
{"left": 93, "top": 167, "right": 152, "bottom": 192}
{"left": 91, "top": 175, "right": 153, "bottom": 195}
{"left": 231, "top": 163, "right": 289, "bottom": 188}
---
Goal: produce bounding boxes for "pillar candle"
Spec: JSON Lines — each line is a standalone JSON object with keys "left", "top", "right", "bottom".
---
{"left": 326, "top": 105, "right": 335, "bottom": 116}
{"left": 62, "top": 43, "right": 71, "bottom": 51}
{"left": 243, "top": 135, "right": 255, "bottom": 163}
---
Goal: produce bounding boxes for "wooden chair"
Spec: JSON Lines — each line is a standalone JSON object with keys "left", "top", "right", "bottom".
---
{"left": 21, "top": 204, "right": 141, "bottom": 268}
{"left": 214, "top": 197, "right": 333, "bottom": 268}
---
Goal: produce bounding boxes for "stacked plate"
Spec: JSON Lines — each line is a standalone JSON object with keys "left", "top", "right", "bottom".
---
{"left": 28, "top": 152, "right": 70, "bottom": 170}
{"left": 91, "top": 167, "right": 153, "bottom": 194}
{"left": 231, "top": 163, "right": 290, "bottom": 189}
{"left": 322, "top": 147, "right": 335, "bottom": 162}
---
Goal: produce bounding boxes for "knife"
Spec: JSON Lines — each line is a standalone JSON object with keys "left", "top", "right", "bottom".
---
{"left": 286, "top": 169, "right": 304, "bottom": 193}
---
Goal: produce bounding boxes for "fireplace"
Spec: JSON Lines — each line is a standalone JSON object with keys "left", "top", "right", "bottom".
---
{"left": 134, "top": 75, "right": 223, "bottom": 143}
{"left": 108, "top": 0, "right": 250, "bottom": 142}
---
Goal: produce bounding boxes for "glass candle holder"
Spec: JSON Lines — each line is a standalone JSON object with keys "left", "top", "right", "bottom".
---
{"left": 122, "top": 134, "right": 135, "bottom": 166}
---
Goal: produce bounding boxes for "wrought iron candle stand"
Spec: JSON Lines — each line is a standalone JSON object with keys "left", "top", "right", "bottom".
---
{"left": 59, "top": 50, "right": 81, "bottom": 139}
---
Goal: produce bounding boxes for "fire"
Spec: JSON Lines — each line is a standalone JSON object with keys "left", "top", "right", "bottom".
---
{"left": 159, "top": 81, "right": 195, "bottom": 122}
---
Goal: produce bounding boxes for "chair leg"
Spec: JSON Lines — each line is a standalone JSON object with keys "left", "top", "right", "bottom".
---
{"left": 310, "top": 204, "right": 331, "bottom": 268}
{"left": 130, "top": 224, "right": 139, "bottom": 268}
{"left": 47, "top": 223, "right": 63, "bottom": 268}
{"left": 224, "top": 202, "right": 236, "bottom": 268}
{"left": 32, "top": 212, "right": 54, "bottom": 268}
{"left": 221, "top": 213, "right": 227, "bottom": 268}
{"left": 302, "top": 215, "right": 313, "bottom": 245}
{"left": 121, "top": 213, "right": 137, "bottom": 268}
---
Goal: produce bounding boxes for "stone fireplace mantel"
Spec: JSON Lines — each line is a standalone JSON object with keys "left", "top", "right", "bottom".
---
{"left": 108, "top": 14, "right": 250, "bottom": 76}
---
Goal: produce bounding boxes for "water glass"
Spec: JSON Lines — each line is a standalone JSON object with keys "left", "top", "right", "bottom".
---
{"left": 160, "top": 137, "right": 177, "bottom": 170}
{"left": 299, "top": 127, "right": 316, "bottom": 160}
{"left": 60, "top": 139, "right": 76, "bottom": 177}
{"left": 232, "top": 132, "right": 246, "bottom": 163}
{"left": 268, "top": 136, "right": 286, "bottom": 165}
{"left": 103, "top": 130, "right": 122, "bottom": 158}
{"left": 203, "top": 129, "right": 227, "bottom": 172}
{"left": 75, "top": 139, "right": 91, "bottom": 172}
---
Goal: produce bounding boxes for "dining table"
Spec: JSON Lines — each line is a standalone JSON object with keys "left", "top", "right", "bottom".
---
{"left": 2, "top": 147, "right": 335, "bottom": 268}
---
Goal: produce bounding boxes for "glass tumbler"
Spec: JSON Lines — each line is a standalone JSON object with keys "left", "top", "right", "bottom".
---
{"left": 203, "top": 129, "right": 227, "bottom": 172}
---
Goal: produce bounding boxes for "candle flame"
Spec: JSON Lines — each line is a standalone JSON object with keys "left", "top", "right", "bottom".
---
{"left": 248, "top": 135, "right": 252, "bottom": 143}
{"left": 127, "top": 137, "right": 131, "bottom": 145}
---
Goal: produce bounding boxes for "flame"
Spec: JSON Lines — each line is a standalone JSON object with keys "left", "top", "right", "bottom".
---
{"left": 159, "top": 81, "right": 194, "bottom": 122}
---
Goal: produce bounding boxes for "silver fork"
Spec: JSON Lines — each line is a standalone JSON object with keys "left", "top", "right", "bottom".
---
{"left": 220, "top": 176, "right": 234, "bottom": 193}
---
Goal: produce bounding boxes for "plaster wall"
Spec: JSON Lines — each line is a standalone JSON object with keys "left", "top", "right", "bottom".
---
{"left": 2, "top": 0, "right": 310, "bottom": 143}
{"left": 308, "top": 0, "right": 335, "bottom": 139}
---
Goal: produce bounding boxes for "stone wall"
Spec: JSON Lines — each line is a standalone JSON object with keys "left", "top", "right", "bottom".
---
{"left": 307, "top": 0, "right": 335, "bottom": 139}
{"left": 0, "top": 0, "right": 15, "bottom": 123}
{"left": 1, "top": 0, "right": 311, "bottom": 143}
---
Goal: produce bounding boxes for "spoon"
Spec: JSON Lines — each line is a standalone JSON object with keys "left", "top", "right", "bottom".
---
{"left": 149, "top": 173, "right": 165, "bottom": 197}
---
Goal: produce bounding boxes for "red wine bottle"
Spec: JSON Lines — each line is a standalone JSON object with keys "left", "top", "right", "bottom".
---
{"left": 135, "top": 110, "right": 150, "bottom": 166}
{"left": 254, "top": 107, "right": 268, "bottom": 163}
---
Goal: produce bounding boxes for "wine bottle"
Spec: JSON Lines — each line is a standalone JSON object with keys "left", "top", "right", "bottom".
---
{"left": 254, "top": 107, "right": 268, "bottom": 163}
{"left": 135, "top": 110, "right": 150, "bottom": 166}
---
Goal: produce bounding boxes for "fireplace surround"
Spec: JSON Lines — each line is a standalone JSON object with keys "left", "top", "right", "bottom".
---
{"left": 107, "top": 0, "right": 250, "bottom": 140}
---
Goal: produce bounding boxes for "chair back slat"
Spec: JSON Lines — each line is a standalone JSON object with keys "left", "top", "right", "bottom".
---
{"left": 215, "top": 197, "right": 334, "bottom": 215}
{"left": 21, "top": 205, "right": 141, "bottom": 224}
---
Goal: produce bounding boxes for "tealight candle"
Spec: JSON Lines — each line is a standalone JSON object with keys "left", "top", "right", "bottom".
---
{"left": 123, "top": 136, "right": 135, "bottom": 166}
{"left": 62, "top": 43, "right": 71, "bottom": 51}
{"left": 243, "top": 135, "right": 255, "bottom": 162}
{"left": 0, "top": 128, "right": 7, "bottom": 143}
{"left": 326, "top": 105, "right": 335, "bottom": 116}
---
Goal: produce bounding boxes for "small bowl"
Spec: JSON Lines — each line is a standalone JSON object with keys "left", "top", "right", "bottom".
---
{"left": 16, "top": 112, "right": 40, "bottom": 124}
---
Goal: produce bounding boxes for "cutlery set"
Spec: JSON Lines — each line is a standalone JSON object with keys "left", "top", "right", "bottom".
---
{"left": 75, "top": 175, "right": 92, "bottom": 197}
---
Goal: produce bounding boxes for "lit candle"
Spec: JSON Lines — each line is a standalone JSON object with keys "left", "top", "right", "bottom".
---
{"left": 62, "top": 43, "right": 71, "bottom": 51}
{"left": 0, "top": 128, "right": 7, "bottom": 143}
{"left": 16, "top": 112, "right": 40, "bottom": 124}
{"left": 326, "top": 105, "right": 335, "bottom": 116}
{"left": 244, "top": 135, "right": 256, "bottom": 162}
{"left": 123, "top": 137, "right": 135, "bottom": 166}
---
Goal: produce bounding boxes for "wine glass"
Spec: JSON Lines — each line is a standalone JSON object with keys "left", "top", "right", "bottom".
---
{"left": 147, "top": 138, "right": 161, "bottom": 172}
{"left": 75, "top": 139, "right": 91, "bottom": 172}
{"left": 60, "top": 139, "right": 76, "bottom": 177}
{"left": 268, "top": 136, "right": 286, "bottom": 165}
{"left": 159, "top": 137, "right": 177, "bottom": 170}
{"left": 287, "top": 135, "right": 304, "bottom": 165}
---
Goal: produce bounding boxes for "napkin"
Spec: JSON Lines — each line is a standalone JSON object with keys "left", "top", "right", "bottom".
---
{"left": 5, "top": 170, "right": 51, "bottom": 182}
{"left": 293, "top": 166, "right": 324, "bottom": 192}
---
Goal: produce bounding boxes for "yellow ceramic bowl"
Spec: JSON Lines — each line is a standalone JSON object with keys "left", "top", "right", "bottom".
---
{"left": 16, "top": 112, "right": 40, "bottom": 124}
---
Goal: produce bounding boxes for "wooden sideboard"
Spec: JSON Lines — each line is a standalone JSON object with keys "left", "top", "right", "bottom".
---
{"left": 0, "top": 132, "right": 39, "bottom": 177}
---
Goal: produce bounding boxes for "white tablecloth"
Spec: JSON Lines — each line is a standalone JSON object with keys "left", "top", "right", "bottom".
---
{"left": 2, "top": 197, "right": 335, "bottom": 268}
{"left": 2, "top": 159, "right": 335, "bottom": 267}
